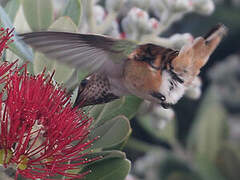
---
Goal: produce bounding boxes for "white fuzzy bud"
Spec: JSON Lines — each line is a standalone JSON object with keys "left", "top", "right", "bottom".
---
{"left": 151, "top": 106, "right": 175, "bottom": 130}
{"left": 152, "top": 106, "right": 175, "bottom": 121}
{"left": 147, "top": 18, "right": 160, "bottom": 32}
{"left": 165, "top": 0, "right": 194, "bottom": 12}
{"left": 52, "top": 0, "right": 67, "bottom": 16}
{"left": 193, "top": 0, "right": 215, "bottom": 15}
{"left": 93, "top": 5, "right": 105, "bottom": 25}
{"left": 169, "top": 33, "right": 194, "bottom": 49}
{"left": 105, "top": 20, "right": 121, "bottom": 38}
{"left": 185, "top": 76, "right": 202, "bottom": 99}
{"left": 122, "top": 7, "right": 159, "bottom": 39}
{"left": 128, "top": 7, "right": 149, "bottom": 27}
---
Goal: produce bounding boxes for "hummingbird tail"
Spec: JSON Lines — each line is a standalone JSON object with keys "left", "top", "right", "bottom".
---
{"left": 171, "top": 23, "right": 227, "bottom": 84}
{"left": 203, "top": 23, "right": 228, "bottom": 40}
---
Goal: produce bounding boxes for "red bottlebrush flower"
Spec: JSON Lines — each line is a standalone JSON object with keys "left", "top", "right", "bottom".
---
{"left": 0, "top": 27, "right": 14, "bottom": 56}
{"left": 0, "top": 27, "right": 15, "bottom": 84}
{"left": 0, "top": 61, "right": 17, "bottom": 84}
{"left": 0, "top": 66, "right": 98, "bottom": 179}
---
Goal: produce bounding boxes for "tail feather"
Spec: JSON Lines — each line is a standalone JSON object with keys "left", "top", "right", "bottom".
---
{"left": 203, "top": 23, "right": 227, "bottom": 40}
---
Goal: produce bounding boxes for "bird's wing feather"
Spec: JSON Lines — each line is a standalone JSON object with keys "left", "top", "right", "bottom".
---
{"left": 19, "top": 32, "right": 138, "bottom": 74}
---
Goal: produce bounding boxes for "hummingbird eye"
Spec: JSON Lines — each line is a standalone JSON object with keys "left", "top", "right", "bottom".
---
{"left": 151, "top": 92, "right": 166, "bottom": 102}
{"left": 149, "top": 60, "right": 161, "bottom": 70}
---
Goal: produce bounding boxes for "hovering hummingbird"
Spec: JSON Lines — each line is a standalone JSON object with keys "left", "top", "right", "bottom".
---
{"left": 20, "top": 24, "right": 227, "bottom": 108}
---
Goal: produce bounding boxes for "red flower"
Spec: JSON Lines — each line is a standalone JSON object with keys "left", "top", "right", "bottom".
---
{"left": 0, "top": 28, "right": 99, "bottom": 179}
{"left": 0, "top": 67, "right": 98, "bottom": 179}
{"left": 0, "top": 27, "right": 13, "bottom": 56}
{"left": 0, "top": 27, "right": 15, "bottom": 83}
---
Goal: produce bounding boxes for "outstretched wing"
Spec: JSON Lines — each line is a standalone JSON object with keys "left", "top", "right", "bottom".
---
{"left": 19, "top": 32, "right": 138, "bottom": 74}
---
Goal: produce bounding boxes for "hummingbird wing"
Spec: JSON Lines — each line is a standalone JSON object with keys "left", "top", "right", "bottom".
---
{"left": 19, "top": 32, "right": 138, "bottom": 75}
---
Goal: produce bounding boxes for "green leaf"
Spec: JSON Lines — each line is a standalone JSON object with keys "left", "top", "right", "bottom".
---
{"left": 216, "top": 144, "right": 240, "bottom": 180}
{"left": 89, "top": 116, "right": 131, "bottom": 149}
{"left": 92, "top": 98, "right": 125, "bottom": 125}
{"left": 88, "top": 104, "right": 105, "bottom": 121}
{"left": 126, "top": 137, "right": 165, "bottom": 153}
{"left": 0, "top": 6, "right": 33, "bottom": 61}
{"left": 22, "top": 0, "right": 53, "bottom": 31}
{"left": 13, "top": 5, "right": 31, "bottom": 34}
{"left": 118, "top": 96, "right": 142, "bottom": 119}
{"left": 92, "top": 96, "right": 142, "bottom": 125}
{"left": 48, "top": 16, "right": 78, "bottom": 32}
{"left": 4, "top": 0, "right": 20, "bottom": 21}
{"left": 62, "top": 0, "right": 81, "bottom": 26}
{"left": 53, "top": 62, "right": 75, "bottom": 84}
{"left": 159, "top": 155, "right": 202, "bottom": 180}
{"left": 187, "top": 85, "right": 227, "bottom": 161}
{"left": 6, "top": 4, "right": 32, "bottom": 65}
{"left": 166, "top": 172, "right": 202, "bottom": 180}
{"left": 138, "top": 115, "right": 176, "bottom": 145}
{"left": 33, "top": 52, "right": 54, "bottom": 74}
{"left": 83, "top": 150, "right": 126, "bottom": 165}
{"left": 82, "top": 157, "right": 130, "bottom": 180}
{"left": 195, "top": 156, "right": 226, "bottom": 180}
{"left": 62, "top": 151, "right": 127, "bottom": 180}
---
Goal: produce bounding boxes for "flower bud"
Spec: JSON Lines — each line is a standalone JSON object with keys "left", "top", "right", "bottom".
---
{"left": 105, "top": 20, "right": 121, "bottom": 38}
{"left": 169, "top": 33, "right": 193, "bottom": 49}
{"left": 193, "top": 0, "right": 215, "bottom": 15}
{"left": 151, "top": 105, "right": 175, "bottom": 129}
{"left": 165, "top": 0, "right": 194, "bottom": 12}
{"left": 147, "top": 18, "right": 159, "bottom": 32}
{"left": 152, "top": 105, "right": 175, "bottom": 121}
{"left": 53, "top": 0, "right": 67, "bottom": 17}
{"left": 122, "top": 7, "right": 159, "bottom": 39}
{"left": 185, "top": 76, "right": 202, "bottom": 99}
{"left": 128, "top": 7, "right": 149, "bottom": 27}
{"left": 93, "top": 5, "right": 106, "bottom": 25}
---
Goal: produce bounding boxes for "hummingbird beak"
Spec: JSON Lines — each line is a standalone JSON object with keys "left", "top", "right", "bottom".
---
{"left": 171, "top": 23, "right": 227, "bottom": 84}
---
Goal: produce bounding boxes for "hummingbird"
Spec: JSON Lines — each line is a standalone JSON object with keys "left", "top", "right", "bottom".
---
{"left": 19, "top": 23, "right": 227, "bottom": 108}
